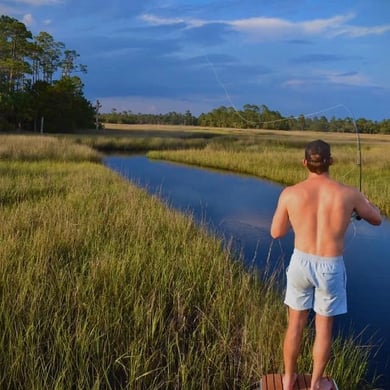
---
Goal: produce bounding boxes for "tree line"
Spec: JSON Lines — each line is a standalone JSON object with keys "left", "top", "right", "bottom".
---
{"left": 0, "top": 15, "right": 95, "bottom": 132}
{"left": 101, "top": 104, "right": 390, "bottom": 134}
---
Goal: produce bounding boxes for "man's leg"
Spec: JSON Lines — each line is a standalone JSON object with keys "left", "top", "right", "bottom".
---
{"left": 283, "top": 308, "right": 309, "bottom": 390}
{"left": 310, "top": 314, "right": 334, "bottom": 390}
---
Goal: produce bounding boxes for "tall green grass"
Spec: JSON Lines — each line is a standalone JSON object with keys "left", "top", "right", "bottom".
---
{"left": 0, "top": 135, "right": 376, "bottom": 388}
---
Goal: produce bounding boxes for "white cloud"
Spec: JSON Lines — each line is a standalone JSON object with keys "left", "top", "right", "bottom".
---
{"left": 283, "top": 71, "right": 374, "bottom": 89}
{"left": 140, "top": 14, "right": 185, "bottom": 26}
{"left": 324, "top": 71, "right": 371, "bottom": 86}
{"left": 22, "top": 13, "right": 35, "bottom": 26}
{"left": 230, "top": 17, "right": 296, "bottom": 40}
{"left": 335, "top": 24, "right": 390, "bottom": 38}
{"left": 283, "top": 79, "right": 309, "bottom": 87}
{"left": 141, "top": 12, "right": 390, "bottom": 41}
{"left": 300, "top": 13, "right": 355, "bottom": 35}
{"left": 230, "top": 13, "right": 390, "bottom": 40}
{"left": 140, "top": 13, "right": 206, "bottom": 29}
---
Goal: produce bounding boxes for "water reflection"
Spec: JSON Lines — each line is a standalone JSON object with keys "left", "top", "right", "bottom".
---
{"left": 104, "top": 155, "right": 390, "bottom": 387}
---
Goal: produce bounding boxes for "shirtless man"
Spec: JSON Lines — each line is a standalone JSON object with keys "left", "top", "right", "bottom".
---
{"left": 270, "top": 140, "right": 381, "bottom": 390}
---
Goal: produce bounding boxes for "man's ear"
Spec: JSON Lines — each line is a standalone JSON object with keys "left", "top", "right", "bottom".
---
{"left": 329, "top": 156, "right": 333, "bottom": 165}
{"left": 302, "top": 158, "right": 308, "bottom": 167}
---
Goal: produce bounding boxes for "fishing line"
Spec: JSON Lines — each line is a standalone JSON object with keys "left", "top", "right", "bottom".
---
{"left": 205, "top": 54, "right": 359, "bottom": 127}
{"left": 206, "top": 53, "right": 359, "bottom": 131}
{"left": 205, "top": 54, "right": 363, "bottom": 190}
{"left": 205, "top": 55, "right": 242, "bottom": 114}
{"left": 204, "top": 55, "right": 364, "bottom": 255}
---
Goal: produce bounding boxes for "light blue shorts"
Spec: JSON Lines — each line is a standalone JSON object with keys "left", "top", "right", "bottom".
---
{"left": 284, "top": 249, "right": 347, "bottom": 317}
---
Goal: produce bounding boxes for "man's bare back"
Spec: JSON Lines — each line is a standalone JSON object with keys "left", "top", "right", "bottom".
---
{"left": 271, "top": 172, "right": 381, "bottom": 257}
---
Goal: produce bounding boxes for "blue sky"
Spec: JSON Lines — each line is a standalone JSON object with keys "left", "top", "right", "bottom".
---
{"left": 2, "top": 0, "right": 390, "bottom": 120}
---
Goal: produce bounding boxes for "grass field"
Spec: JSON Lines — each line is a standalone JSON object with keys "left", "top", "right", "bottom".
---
{"left": 0, "top": 133, "right": 378, "bottom": 389}
{"left": 102, "top": 123, "right": 390, "bottom": 143}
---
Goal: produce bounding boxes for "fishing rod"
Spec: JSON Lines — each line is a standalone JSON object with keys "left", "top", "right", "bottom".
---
{"left": 344, "top": 105, "right": 363, "bottom": 221}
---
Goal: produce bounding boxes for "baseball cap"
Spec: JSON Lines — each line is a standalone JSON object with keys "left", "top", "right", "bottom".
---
{"left": 305, "top": 139, "right": 331, "bottom": 163}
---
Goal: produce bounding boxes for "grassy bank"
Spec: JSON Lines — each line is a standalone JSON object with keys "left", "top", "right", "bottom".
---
{"left": 0, "top": 134, "right": 375, "bottom": 388}
{"left": 148, "top": 134, "right": 390, "bottom": 217}
{"left": 61, "top": 125, "right": 227, "bottom": 153}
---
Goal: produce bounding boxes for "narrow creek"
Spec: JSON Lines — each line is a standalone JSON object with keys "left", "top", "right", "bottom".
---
{"left": 104, "top": 155, "right": 390, "bottom": 388}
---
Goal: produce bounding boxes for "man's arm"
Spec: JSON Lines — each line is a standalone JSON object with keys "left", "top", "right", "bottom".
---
{"left": 270, "top": 189, "right": 291, "bottom": 238}
{"left": 354, "top": 192, "right": 382, "bottom": 226}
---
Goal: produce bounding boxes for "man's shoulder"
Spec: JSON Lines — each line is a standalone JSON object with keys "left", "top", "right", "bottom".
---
{"left": 279, "top": 183, "right": 303, "bottom": 201}
{"left": 329, "top": 179, "right": 358, "bottom": 194}
{"left": 281, "top": 184, "right": 297, "bottom": 194}
{"left": 284, "top": 180, "right": 307, "bottom": 192}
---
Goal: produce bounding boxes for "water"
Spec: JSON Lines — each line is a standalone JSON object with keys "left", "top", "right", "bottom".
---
{"left": 104, "top": 155, "right": 390, "bottom": 387}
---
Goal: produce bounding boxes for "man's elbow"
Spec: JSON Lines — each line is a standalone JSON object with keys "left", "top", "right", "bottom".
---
{"left": 370, "top": 215, "right": 382, "bottom": 226}
{"left": 366, "top": 209, "right": 382, "bottom": 226}
{"left": 360, "top": 202, "right": 382, "bottom": 226}
{"left": 270, "top": 227, "right": 283, "bottom": 239}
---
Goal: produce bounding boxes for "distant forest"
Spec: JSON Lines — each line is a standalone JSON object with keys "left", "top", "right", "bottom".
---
{"left": 1, "top": 15, "right": 389, "bottom": 134}
{"left": 101, "top": 105, "right": 390, "bottom": 134}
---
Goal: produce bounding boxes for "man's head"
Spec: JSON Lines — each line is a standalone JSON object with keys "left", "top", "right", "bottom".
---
{"left": 304, "top": 139, "right": 332, "bottom": 174}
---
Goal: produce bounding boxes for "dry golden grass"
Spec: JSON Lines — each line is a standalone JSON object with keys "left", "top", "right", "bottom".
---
{"left": 102, "top": 123, "right": 390, "bottom": 143}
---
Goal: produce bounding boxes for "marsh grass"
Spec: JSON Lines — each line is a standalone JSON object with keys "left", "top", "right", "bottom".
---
{"left": 76, "top": 135, "right": 208, "bottom": 152}
{"left": 0, "top": 134, "right": 376, "bottom": 388}
{"left": 0, "top": 134, "right": 101, "bottom": 162}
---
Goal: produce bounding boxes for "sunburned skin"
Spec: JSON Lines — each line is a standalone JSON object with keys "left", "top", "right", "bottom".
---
{"left": 270, "top": 165, "right": 381, "bottom": 256}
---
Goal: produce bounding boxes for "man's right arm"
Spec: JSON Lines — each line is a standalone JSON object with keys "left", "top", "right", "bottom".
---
{"left": 270, "top": 189, "right": 291, "bottom": 238}
{"left": 354, "top": 192, "right": 382, "bottom": 225}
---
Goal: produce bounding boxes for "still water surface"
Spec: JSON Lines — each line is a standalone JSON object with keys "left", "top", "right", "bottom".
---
{"left": 104, "top": 155, "right": 390, "bottom": 387}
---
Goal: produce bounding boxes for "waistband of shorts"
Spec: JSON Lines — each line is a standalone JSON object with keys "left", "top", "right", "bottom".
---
{"left": 293, "top": 248, "right": 343, "bottom": 263}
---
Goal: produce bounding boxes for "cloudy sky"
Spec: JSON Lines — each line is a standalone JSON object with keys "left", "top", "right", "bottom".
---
{"left": 2, "top": 0, "right": 390, "bottom": 120}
